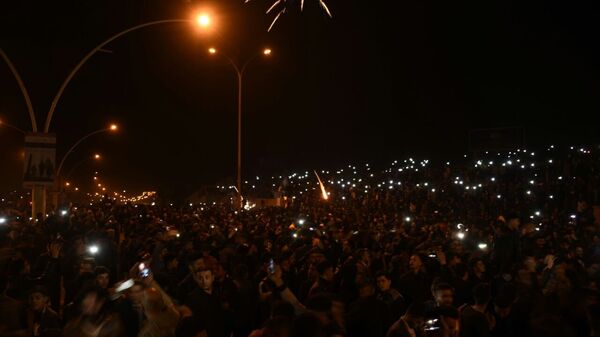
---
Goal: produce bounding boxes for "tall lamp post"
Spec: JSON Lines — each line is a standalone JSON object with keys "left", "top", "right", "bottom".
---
{"left": 1, "top": 14, "right": 212, "bottom": 217}
{"left": 208, "top": 47, "right": 272, "bottom": 207}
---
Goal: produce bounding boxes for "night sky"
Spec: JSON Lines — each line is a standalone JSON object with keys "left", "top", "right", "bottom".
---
{"left": 1, "top": 0, "right": 599, "bottom": 197}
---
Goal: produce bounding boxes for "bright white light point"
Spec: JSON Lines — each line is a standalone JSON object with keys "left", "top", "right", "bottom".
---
{"left": 61, "top": 210, "right": 67, "bottom": 216}
{"left": 0, "top": 218, "right": 6, "bottom": 224}
{"left": 88, "top": 245, "right": 99, "bottom": 254}
{"left": 535, "top": 211, "right": 540, "bottom": 216}
{"left": 570, "top": 214, "right": 576, "bottom": 219}
{"left": 431, "top": 189, "right": 436, "bottom": 192}
{"left": 405, "top": 217, "right": 411, "bottom": 222}
{"left": 558, "top": 176, "right": 563, "bottom": 180}
{"left": 491, "top": 177, "right": 496, "bottom": 181}
{"left": 298, "top": 219, "right": 305, "bottom": 225}
{"left": 457, "top": 232, "right": 465, "bottom": 240}
{"left": 526, "top": 190, "right": 531, "bottom": 195}
{"left": 535, "top": 227, "right": 540, "bottom": 231}
{"left": 549, "top": 195, "right": 554, "bottom": 199}
{"left": 478, "top": 243, "right": 488, "bottom": 250}
{"left": 530, "top": 180, "right": 534, "bottom": 185}
{"left": 292, "top": 233, "right": 298, "bottom": 238}
{"left": 497, "top": 194, "right": 502, "bottom": 199}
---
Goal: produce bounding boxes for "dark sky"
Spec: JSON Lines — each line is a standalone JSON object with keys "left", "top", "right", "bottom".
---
{"left": 1, "top": 0, "right": 599, "bottom": 196}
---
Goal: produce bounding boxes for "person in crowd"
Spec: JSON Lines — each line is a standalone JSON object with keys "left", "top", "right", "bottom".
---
{"left": 460, "top": 283, "right": 493, "bottom": 337}
{"left": 399, "top": 254, "right": 432, "bottom": 305}
{"left": 27, "top": 285, "right": 61, "bottom": 337}
{"left": 346, "top": 281, "right": 392, "bottom": 337}
{"left": 183, "top": 268, "right": 231, "bottom": 337}
{"left": 95, "top": 266, "right": 111, "bottom": 290}
{"left": 309, "top": 260, "right": 336, "bottom": 297}
{"left": 376, "top": 271, "right": 405, "bottom": 319}
{"left": 63, "top": 286, "right": 123, "bottom": 337}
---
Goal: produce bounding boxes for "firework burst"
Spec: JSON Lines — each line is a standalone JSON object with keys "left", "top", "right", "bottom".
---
{"left": 245, "top": 0, "right": 333, "bottom": 31}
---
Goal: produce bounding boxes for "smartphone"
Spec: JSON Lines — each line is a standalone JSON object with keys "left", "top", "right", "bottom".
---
{"left": 268, "top": 259, "right": 275, "bottom": 274}
{"left": 139, "top": 262, "right": 151, "bottom": 278}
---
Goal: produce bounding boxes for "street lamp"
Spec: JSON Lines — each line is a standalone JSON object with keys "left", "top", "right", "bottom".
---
{"left": 197, "top": 14, "right": 211, "bottom": 27}
{"left": 64, "top": 153, "right": 102, "bottom": 182}
{"left": 208, "top": 47, "right": 272, "bottom": 206}
{"left": 55, "top": 124, "right": 117, "bottom": 182}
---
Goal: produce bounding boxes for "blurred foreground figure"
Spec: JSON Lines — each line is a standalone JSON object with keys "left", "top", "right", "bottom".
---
{"left": 63, "top": 286, "right": 123, "bottom": 337}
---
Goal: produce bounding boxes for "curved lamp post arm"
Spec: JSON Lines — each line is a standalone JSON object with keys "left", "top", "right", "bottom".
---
{"left": 0, "top": 120, "right": 26, "bottom": 134}
{"left": 0, "top": 48, "right": 38, "bottom": 132}
{"left": 44, "top": 19, "right": 191, "bottom": 132}
{"left": 55, "top": 128, "right": 107, "bottom": 179}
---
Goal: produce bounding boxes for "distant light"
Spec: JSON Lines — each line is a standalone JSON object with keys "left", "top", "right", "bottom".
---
{"left": 60, "top": 210, "right": 68, "bottom": 216}
{"left": 109, "top": 124, "right": 118, "bottom": 131}
{"left": 457, "top": 232, "right": 465, "bottom": 240}
{"left": 405, "top": 217, "right": 411, "bottom": 222}
{"left": 88, "top": 245, "right": 99, "bottom": 254}
{"left": 208, "top": 47, "right": 217, "bottom": 54}
{"left": 298, "top": 219, "right": 305, "bottom": 225}
{"left": 0, "top": 218, "right": 6, "bottom": 225}
{"left": 535, "top": 211, "right": 541, "bottom": 216}
{"left": 570, "top": 214, "right": 577, "bottom": 219}
{"left": 526, "top": 190, "right": 531, "bottom": 195}
{"left": 263, "top": 48, "right": 272, "bottom": 55}
{"left": 478, "top": 243, "right": 488, "bottom": 250}
{"left": 292, "top": 233, "right": 298, "bottom": 238}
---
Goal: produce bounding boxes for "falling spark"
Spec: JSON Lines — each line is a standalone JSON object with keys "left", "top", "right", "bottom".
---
{"left": 268, "top": 8, "right": 285, "bottom": 32}
{"left": 248, "top": 0, "right": 333, "bottom": 31}
{"left": 266, "top": 0, "right": 282, "bottom": 13}
{"left": 314, "top": 170, "right": 329, "bottom": 200}
{"left": 319, "top": 0, "right": 333, "bottom": 17}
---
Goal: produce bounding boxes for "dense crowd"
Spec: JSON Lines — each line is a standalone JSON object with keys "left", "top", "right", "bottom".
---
{"left": 0, "top": 145, "right": 599, "bottom": 337}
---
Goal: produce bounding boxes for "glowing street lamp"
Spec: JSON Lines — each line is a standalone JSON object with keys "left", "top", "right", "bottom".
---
{"left": 197, "top": 14, "right": 211, "bottom": 27}
{"left": 94, "top": 154, "right": 101, "bottom": 160}
{"left": 209, "top": 47, "right": 274, "bottom": 207}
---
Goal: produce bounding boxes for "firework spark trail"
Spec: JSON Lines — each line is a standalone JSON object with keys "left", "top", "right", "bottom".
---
{"left": 266, "top": 0, "right": 282, "bottom": 14}
{"left": 268, "top": 8, "right": 286, "bottom": 31}
{"left": 314, "top": 170, "right": 329, "bottom": 200}
{"left": 319, "top": 0, "right": 332, "bottom": 17}
{"left": 246, "top": 0, "right": 333, "bottom": 31}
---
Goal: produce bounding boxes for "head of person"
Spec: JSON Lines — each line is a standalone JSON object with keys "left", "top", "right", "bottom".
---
{"left": 194, "top": 268, "right": 214, "bottom": 293}
{"left": 128, "top": 281, "right": 146, "bottom": 305}
{"left": 29, "top": 286, "right": 50, "bottom": 312}
{"left": 507, "top": 214, "right": 521, "bottom": 231}
{"left": 79, "top": 258, "right": 96, "bottom": 275}
{"left": 94, "top": 266, "right": 110, "bottom": 289}
{"left": 164, "top": 253, "right": 178, "bottom": 271}
{"left": 470, "top": 258, "right": 486, "bottom": 275}
{"left": 358, "top": 281, "right": 376, "bottom": 299}
{"left": 376, "top": 271, "right": 393, "bottom": 292}
{"left": 409, "top": 254, "right": 424, "bottom": 273}
{"left": 473, "top": 283, "right": 491, "bottom": 306}
{"left": 187, "top": 253, "right": 206, "bottom": 273}
{"left": 357, "top": 249, "right": 371, "bottom": 266}
{"left": 494, "top": 293, "right": 513, "bottom": 319}
{"left": 432, "top": 282, "right": 455, "bottom": 307}
{"left": 316, "top": 260, "right": 334, "bottom": 282}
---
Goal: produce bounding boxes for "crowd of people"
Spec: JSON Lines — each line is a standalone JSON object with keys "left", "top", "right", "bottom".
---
{"left": 0, "top": 145, "right": 599, "bottom": 337}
